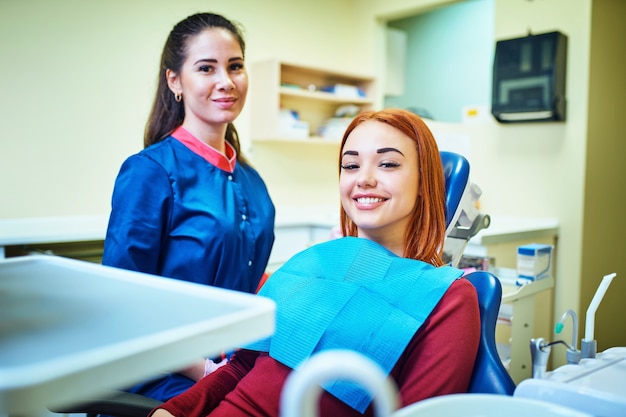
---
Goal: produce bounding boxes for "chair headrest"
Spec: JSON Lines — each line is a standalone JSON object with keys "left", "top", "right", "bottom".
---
{"left": 440, "top": 151, "right": 470, "bottom": 230}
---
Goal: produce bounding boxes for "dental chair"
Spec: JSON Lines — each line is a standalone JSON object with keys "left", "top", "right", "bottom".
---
{"left": 440, "top": 152, "right": 491, "bottom": 267}
{"left": 49, "top": 152, "right": 511, "bottom": 417}
{"left": 440, "top": 152, "right": 514, "bottom": 395}
{"left": 465, "top": 270, "right": 516, "bottom": 395}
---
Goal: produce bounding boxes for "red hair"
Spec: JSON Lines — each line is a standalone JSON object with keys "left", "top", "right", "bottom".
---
{"left": 338, "top": 109, "right": 446, "bottom": 266}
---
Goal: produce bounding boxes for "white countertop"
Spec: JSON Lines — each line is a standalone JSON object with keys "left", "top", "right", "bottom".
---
{"left": 0, "top": 255, "right": 275, "bottom": 416}
{"left": 273, "top": 205, "right": 340, "bottom": 228}
{"left": 0, "top": 215, "right": 109, "bottom": 246}
{"left": 470, "top": 215, "right": 559, "bottom": 246}
{"left": 0, "top": 207, "right": 341, "bottom": 248}
{"left": 0, "top": 212, "right": 558, "bottom": 248}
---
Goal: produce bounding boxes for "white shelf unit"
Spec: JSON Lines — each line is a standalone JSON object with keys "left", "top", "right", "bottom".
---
{"left": 497, "top": 271, "right": 555, "bottom": 384}
{"left": 250, "top": 59, "right": 376, "bottom": 142}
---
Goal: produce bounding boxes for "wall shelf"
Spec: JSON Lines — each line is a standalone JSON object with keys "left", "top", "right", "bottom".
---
{"left": 250, "top": 59, "right": 376, "bottom": 142}
{"left": 251, "top": 136, "right": 341, "bottom": 145}
{"left": 280, "top": 87, "right": 374, "bottom": 104}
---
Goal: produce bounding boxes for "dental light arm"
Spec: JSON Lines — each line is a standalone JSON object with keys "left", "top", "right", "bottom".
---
{"left": 444, "top": 181, "right": 491, "bottom": 267}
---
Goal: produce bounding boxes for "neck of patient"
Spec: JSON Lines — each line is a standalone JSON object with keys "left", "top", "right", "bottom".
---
{"left": 358, "top": 232, "right": 405, "bottom": 258}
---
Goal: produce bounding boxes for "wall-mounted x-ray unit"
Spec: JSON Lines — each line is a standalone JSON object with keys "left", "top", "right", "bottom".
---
{"left": 491, "top": 31, "right": 567, "bottom": 123}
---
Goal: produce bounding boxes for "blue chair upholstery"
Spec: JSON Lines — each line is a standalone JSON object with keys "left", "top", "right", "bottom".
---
{"left": 440, "top": 152, "right": 514, "bottom": 394}
{"left": 465, "top": 271, "right": 516, "bottom": 395}
{"left": 440, "top": 151, "right": 470, "bottom": 231}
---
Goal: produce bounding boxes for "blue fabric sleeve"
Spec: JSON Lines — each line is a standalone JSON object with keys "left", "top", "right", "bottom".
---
{"left": 102, "top": 154, "right": 172, "bottom": 275}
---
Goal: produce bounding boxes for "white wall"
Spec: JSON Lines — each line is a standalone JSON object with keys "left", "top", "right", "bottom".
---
{"left": 0, "top": 0, "right": 367, "bottom": 218}
{"left": 489, "top": 0, "right": 591, "bottom": 357}
{"left": 384, "top": 0, "right": 494, "bottom": 123}
{"left": 357, "top": 0, "right": 598, "bottom": 362}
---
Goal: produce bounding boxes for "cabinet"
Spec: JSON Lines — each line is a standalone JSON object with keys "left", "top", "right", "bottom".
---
{"left": 250, "top": 59, "right": 376, "bottom": 142}
{"left": 0, "top": 216, "right": 107, "bottom": 262}
{"left": 466, "top": 217, "right": 558, "bottom": 384}
{"left": 496, "top": 269, "right": 555, "bottom": 384}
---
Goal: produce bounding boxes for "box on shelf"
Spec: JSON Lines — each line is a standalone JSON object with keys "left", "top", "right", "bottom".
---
{"left": 458, "top": 255, "right": 495, "bottom": 272}
{"left": 516, "top": 243, "right": 553, "bottom": 284}
{"left": 278, "top": 109, "right": 309, "bottom": 139}
{"left": 319, "top": 84, "right": 365, "bottom": 99}
{"left": 318, "top": 117, "right": 353, "bottom": 141}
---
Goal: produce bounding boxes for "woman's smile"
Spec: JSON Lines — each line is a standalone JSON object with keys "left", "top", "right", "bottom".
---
{"left": 340, "top": 119, "right": 419, "bottom": 247}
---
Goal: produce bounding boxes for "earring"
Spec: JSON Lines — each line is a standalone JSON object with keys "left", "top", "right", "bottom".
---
{"left": 175, "top": 92, "right": 182, "bottom": 102}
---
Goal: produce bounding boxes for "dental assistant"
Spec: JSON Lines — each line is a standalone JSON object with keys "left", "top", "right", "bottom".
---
{"left": 102, "top": 12, "right": 275, "bottom": 402}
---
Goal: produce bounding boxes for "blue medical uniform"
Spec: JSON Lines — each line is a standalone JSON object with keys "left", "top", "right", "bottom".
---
{"left": 102, "top": 131, "right": 275, "bottom": 401}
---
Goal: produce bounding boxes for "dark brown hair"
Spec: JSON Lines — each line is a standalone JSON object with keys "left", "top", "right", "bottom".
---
{"left": 143, "top": 13, "right": 249, "bottom": 165}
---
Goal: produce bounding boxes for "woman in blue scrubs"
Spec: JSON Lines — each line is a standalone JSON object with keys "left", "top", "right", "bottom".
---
{"left": 102, "top": 12, "right": 275, "bottom": 402}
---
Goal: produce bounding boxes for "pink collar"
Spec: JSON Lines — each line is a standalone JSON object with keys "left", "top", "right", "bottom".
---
{"left": 171, "top": 126, "right": 237, "bottom": 173}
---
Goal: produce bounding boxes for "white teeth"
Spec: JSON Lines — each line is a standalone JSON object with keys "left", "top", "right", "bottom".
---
{"left": 356, "top": 197, "right": 384, "bottom": 204}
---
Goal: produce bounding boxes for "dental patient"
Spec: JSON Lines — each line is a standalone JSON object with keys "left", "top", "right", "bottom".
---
{"left": 149, "top": 108, "right": 480, "bottom": 417}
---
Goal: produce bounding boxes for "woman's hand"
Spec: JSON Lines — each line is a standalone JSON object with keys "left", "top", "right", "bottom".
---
{"left": 151, "top": 409, "right": 175, "bottom": 417}
{"left": 177, "top": 359, "right": 207, "bottom": 381}
{"left": 178, "top": 358, "right": 228, "bottom": 381}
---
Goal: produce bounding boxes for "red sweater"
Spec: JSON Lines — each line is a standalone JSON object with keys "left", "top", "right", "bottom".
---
{"left": 155, "top": 278, "right": 479, "bottom": 417}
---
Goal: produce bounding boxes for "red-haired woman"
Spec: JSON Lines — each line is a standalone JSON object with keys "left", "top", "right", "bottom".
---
{"left": 150, "top": 109, "right": 480, "bottom": 417}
